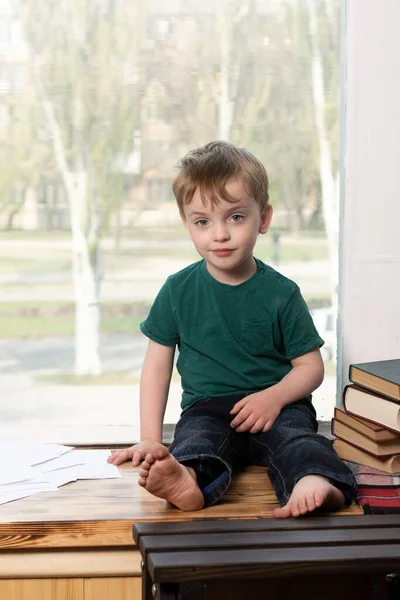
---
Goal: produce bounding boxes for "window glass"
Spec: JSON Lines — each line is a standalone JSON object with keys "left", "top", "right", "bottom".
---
{"left": 0, "top": 0, "right": 340, "bottom": 442}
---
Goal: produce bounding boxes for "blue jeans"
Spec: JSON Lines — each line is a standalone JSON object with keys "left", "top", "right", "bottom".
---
{"left": 169, "top": 395, "right": 357, "bottom": 507}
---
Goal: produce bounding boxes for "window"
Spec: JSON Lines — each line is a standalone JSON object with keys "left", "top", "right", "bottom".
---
{"left": 1, "top": 0, "right": 341, "bottom": 443}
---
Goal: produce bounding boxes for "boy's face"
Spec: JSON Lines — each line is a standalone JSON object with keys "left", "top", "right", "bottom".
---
{"left": 182, "top": 177, "right": 272, "bottom": 282}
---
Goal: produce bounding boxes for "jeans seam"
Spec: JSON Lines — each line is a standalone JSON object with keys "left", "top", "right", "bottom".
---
{"left": 215, "top": 427, "right": 235, "bottom": 459}
{"left": 250, "top": 436, "right": 289, "bottom": 502}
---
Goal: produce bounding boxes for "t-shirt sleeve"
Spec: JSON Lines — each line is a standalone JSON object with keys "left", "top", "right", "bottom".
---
{"left": 279, "top": 285, "right": 324, "bottom": 360}
{"left": 140, "top": 278, "right": 179, "bottom": 347}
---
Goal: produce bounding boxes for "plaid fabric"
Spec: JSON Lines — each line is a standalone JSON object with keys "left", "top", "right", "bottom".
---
{"left": 345, "top": 460, "right": 400, "bottom": 515}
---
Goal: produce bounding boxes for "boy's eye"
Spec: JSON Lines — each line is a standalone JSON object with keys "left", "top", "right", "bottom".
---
{"left": 230, "top": 214, "right": 244, "bottom": 222}
{"left": 195, "top": 219, "right": 209, "bottom": 227}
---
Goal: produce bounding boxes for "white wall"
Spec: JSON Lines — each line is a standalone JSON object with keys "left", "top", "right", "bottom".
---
{"left": 338, "top": 0, "right": 400, "bottom": 395}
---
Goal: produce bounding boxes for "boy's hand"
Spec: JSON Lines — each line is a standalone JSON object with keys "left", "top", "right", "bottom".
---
{"left": 230, "top": 390, "right": 282, "bottom": 433}
{"left": 107, "top": 440, "right": 162, "bottom": 466}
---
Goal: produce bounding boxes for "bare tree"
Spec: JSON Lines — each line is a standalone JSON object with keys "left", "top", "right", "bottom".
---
{"left": 307, "top": 0, "right": 340, "bottom": 356}
{"left": 20, "top": 0, "right": 144, "bottom": 374}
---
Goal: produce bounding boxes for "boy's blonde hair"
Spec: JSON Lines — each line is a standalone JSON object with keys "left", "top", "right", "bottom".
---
{"left": 172, "top": 141, "right": 269, "bottom": 218}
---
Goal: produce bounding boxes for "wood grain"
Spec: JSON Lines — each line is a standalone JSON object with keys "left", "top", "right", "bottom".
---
{"left": 0, "top": 464, "right": 362, "bottom": 550}
{"left": 0, "top": 550, "right": 142, "bottom": 578}
{"left": 84, "top": 577, "right": 141, "bottom": 600}
{"left": 149, "top": 544, "right": 400, "bottom": 581}
{"left": 0, "top": 578, "right": 83, "bottom": 600}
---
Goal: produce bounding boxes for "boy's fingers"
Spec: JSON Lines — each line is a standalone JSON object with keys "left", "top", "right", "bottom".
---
{"left": 230, "top": 408, "right": 249, "bottom": 428}
{"left": 110, "top": 449, "right": 134, "bottom": 464}
{"left": 235, "top": 414, "right": 256, "bottom": 432}
{"left": 250, "top": 418, "right": 265, "bottom": 434}
{"left": 230, "top": 398, "right": 247, "bottom": 414}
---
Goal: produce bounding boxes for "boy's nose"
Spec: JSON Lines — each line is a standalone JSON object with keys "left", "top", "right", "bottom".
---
{"left": 212, "top": 225, "right": 230, "bottom": 242}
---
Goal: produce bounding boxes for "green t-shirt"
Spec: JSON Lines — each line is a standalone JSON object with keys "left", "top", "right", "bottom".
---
{"left": 140, "top": 258, "right": 324, "bottom": 411}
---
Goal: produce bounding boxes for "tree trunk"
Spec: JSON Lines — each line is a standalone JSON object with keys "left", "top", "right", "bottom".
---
{"left": 69, "top": 171, "right": 102, "bottom": 375}
{"left": 6, "top": 207, "right": 20, "bottom": 230}
{"left": 218, "top": 35, "right": 233, "bottom": 140}
{"left": 33, "top": 63, "right": 103, "bottom": 375}
{"left": 307, "top": 0, "right": 338, "bottom": 359}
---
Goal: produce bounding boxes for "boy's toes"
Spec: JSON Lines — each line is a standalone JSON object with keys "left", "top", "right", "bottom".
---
{"left": 314, "top": 489, "right": 325, "bottom": 508}
{"left": 144, "top": 453, "right": 156, "bottom": 465}
{"left": 139, "top": 462, "right": 151, "bottom": 478}
{"left": 138, "top": 462, "right": 151, "bottom": 478}
{"left": 290, "top": 498, "right": 300, "bottom": 517}
{"left": 272, "top": 505, "right": 291, "bottom": 518}
{"left": 298, "top": 498, "right": 309, "bottom": 515}
{"left": 273, "top": 501, "right": 295, "bottom": 518}
{"left": 306, "top": 493, "right": 317, "bottom": 512}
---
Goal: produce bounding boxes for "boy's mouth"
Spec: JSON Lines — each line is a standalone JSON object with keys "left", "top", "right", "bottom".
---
{"left": 212, "top": 248, "right": 235, "bottom": 257}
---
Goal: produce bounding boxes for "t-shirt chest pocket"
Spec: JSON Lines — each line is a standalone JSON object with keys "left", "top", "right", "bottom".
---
{"left": 240, "top": 320, "right": 275, "bottom": 355}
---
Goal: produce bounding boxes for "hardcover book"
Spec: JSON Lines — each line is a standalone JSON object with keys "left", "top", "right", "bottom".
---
{"left": 343, "top": 384, "right": 400, "bottom": 433}
{"left": 333, "top": 439, "right": 400, "bottom": 474}
{"left": 349, "top": 358, "right": 400, "bottom": 401}
{"left": 332, "top": 418, "right": 400, "bottom": 457}
{"left": 334, "top": 406, "right": 399, "bottom": 442}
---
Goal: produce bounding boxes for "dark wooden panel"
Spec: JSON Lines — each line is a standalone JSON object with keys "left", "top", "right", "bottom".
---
{"left": 133, "top": 513, "right": 387, "bottom": 545}
{"left": 139, "top": 526, "right": 400, "bottom": 555}
{"left": 205, "top": 574, "right": 374, "bottom": 600}
{"left": 148, "top": 544, "right": 400, "bottom": 582}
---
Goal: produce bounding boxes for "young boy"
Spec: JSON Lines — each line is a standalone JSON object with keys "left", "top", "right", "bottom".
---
{"left": 108, "top": 141, "right": 357, "bottom": 517}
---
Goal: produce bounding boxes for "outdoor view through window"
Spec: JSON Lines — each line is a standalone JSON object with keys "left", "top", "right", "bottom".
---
{"left": 0, "top": 0, "right": 341, "bottom": 443}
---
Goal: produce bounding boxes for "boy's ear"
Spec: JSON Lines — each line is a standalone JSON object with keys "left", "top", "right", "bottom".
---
{"left": 259, "top": 204, "right": 273, "bottom": 234}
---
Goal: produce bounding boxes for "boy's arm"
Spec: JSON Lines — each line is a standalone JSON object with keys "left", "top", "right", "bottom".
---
{"left": 108, "top": 339, "right": 175, "bottom": 465}
{"left": 140, "top": 339, "right": 176, "bottom": 442}
{"left": 230, "top": 348, "right": 324, "bottom": 433}
{"left": 271, "top": 348, "right": 324, "bottom": 409}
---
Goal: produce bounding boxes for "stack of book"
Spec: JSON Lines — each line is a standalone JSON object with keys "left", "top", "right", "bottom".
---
{"left": 332, "top": 358, "right": 400, "bottom": 473}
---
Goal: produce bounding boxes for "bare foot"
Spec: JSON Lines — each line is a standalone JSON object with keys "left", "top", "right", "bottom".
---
{"left": 273, "top": 474, "right": 345, "bottom": 519}
{"left": 138, "top": 443, "right": 204, "bottom": 511}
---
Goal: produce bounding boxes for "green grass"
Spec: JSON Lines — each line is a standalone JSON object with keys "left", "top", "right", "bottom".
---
{"left": 0, "top": 256, "right": 70, "bottom": 275}
{"left": 35, "top": 371, "right": 140, "bottom": 386}
{"left": 305, "top": 295, "right": 331, "bottom": 310}
{"left": 1, "top": 229, "right": 329, "bottom": 277}
{"left": 255, "top": 238, "right": 329, "bottom": 263}
{"left": 0, "top": 292, "right": 331, "bottom": 339}
{"left": 0, "top": 301, "right": 150, "bottom": 339}
{"left": 0, "top": 229, "right": 70, "bottom": 240}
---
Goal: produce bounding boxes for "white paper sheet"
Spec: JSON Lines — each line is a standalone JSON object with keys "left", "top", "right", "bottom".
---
{"left": 33, "top": 449, "right": 84, "bottom": 473}
{"left": 0, "top": 440, "right": 121, "bottom": 505}
{"left": 77, "top": 449, "right": 121, "bottom": 480}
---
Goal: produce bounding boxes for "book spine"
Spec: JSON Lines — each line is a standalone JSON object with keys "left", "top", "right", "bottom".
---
{"left": 348, "top": 365, "right": 400, "bottom": 402}
{"left": 334, "top": 435, "right": 397, "bottom": 459}
{"left": 342, "top": 409, "right": 400, "bottom": 437}
{"left": 342, "top": 384, "right": 353, "bottom": 413}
